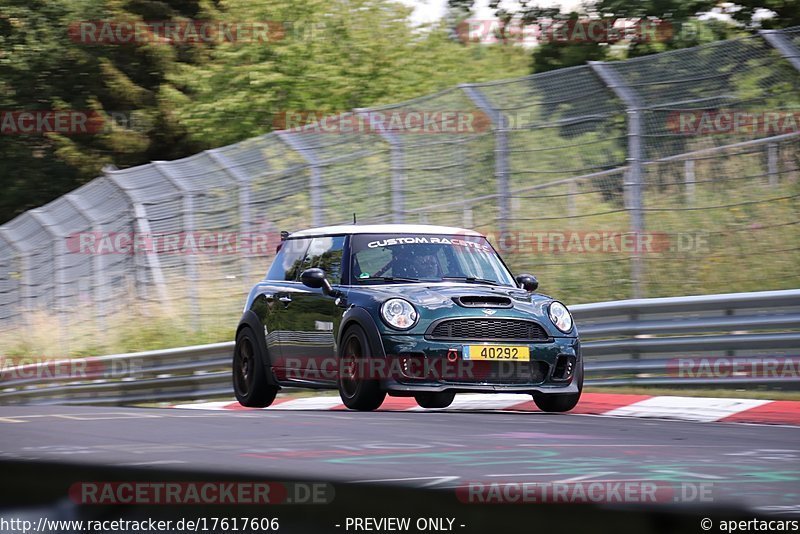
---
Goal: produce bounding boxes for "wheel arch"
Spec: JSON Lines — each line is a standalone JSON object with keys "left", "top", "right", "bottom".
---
{"left": 236, "top": 309, "right": 279, "bottom": 387}
{"left": 337, "top": 307, "right": 386, "bottom": 360}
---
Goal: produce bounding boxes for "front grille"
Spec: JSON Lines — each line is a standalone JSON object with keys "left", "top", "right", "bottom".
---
{"left": 426, "top": 319, "right": 549, "bottom": 341}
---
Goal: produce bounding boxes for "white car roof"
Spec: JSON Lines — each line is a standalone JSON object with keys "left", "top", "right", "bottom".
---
{"left": 288, "top": 224, "right": 484, "bottom": 239}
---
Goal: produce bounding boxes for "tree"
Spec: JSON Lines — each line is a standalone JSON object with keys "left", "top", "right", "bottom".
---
{"left": 166, "top": 0, "right": 530, "bottom": 146}
{"left": 0, "top": 0, "right": 209, "bottom": 223}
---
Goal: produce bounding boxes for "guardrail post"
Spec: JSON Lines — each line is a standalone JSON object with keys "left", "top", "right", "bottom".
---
{"left": 759, "top": 30, "right": 800, "bottom": 73}
{"left": 589, "top": 62, "right": 646, "bottom": 299}
{"left": 276, "top": 131, "right": 324, "bottom": 226}
{"left": 461, "top": 84, "right": 509, "bottom": 236}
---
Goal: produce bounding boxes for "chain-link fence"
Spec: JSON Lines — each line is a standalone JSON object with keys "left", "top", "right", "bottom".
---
{"left": 2, "top": 28, "right": 799, "bottom": 351}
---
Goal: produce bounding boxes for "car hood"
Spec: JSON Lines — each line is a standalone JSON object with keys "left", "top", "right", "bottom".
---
{"left": 347, "top": 283, "right": 568, "bottom": 335}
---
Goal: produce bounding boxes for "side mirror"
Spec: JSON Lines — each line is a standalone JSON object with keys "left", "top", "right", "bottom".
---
{"left": 515, "top": 273, "right": 538, "bottom": 292}
{"left": 300, "top": 268, "right": 339, "bottom": 296}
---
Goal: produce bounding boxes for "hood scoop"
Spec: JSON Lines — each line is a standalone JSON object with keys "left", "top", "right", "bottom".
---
{"left": 453, "top": 295, "right": 513, "bottom": 308}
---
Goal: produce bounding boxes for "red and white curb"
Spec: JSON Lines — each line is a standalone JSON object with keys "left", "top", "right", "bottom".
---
{"left": 171, "top": 393, "right": 800, "bottom": 425}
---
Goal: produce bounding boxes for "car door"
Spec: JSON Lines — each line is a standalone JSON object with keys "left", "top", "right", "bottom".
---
{"left": 262, "top": 237, "right": 310, "bottom": 379}
{"left": 283, "top": 235, "right": 346, "bottom": 383}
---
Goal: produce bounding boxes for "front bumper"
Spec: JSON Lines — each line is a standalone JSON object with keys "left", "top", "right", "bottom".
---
{"left": 379, "top": 335, "right": 581, "bottom": 395}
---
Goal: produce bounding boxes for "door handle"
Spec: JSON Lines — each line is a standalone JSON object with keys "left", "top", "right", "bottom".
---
{"left": 278, "top": 295, "right": 292, "bottom": 304}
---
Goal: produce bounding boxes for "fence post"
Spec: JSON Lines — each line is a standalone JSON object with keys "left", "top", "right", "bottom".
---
{"left": 65, "top": 193, "right": 107, "bottom": 335}
{"left": 684, "top": 159, "right": 696, "bottom": 204}
{"left": 28, "top": 209, "right": 69, "bottom": 352}
{"left": 105, "top": 170, "right": 169, "bottom": 304}
{"left": 567, "top": 180, "right": 578, "bottom": 217}
{"left": 206, "top": 149, "right": 254, "bottom": 286}
{"left": 153, "top": 162, "right": 198, "bottom": 329}
{"left": 276, "top": 131, "right": 324, "bottom": 226}
{"left": 356, "top": 109, "right": 405, "bottom": 223}
{"left": 0, "top": 230, "right": 30, "bottom": 316}
{"left": 589, "top": 62, "right": 646, "bottom": 299}
{"left": 461, "top": 84, "right": 509, "bottom": 236}
{"left": 759, "top": 30, "right": 800, "bottom": 72}
{"left": 759, "top": 28, "right": 800, "bottom": 195}
{"left": 767, "top": 143, "right": 779, "bottom": 186}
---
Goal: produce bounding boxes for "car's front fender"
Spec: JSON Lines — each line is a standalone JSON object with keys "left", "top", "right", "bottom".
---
{"left": 338, "top": 306, "right": 387, "bottom": 360}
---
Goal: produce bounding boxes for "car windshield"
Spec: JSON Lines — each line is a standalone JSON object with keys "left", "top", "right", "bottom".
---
{"left": 350, "top": 233, "right": 516, "bottom": 286}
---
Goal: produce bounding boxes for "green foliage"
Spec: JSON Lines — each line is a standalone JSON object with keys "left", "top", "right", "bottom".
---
{"left": 0, "top": 0, "right": 208, "bottom": 222}
{"left": 0, "top": 0, "right": 530, "bottom": 222}
{"left": 168, "top": 0, "right": 529, "bottom": 146}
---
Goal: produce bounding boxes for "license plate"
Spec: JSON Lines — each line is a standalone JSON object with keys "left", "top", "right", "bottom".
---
{"left": 463, "top": 345, "right": 530, "bottom": 362}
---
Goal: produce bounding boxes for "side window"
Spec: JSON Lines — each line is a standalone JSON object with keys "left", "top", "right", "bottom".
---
{"left": 265, "top": 238, "right": 311, "bottom": 281}
{"left": 303, "top": 236, "right": 346, "bottom": 284}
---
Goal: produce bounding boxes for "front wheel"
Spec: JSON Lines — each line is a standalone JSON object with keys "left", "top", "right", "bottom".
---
{"left": 233, "top": 327, "right": 278, "bottom": 407}
{"left": 414, "top": 392, "right": 456, "bottom": 409}
{"left": 338, "top": 325, "right": 386, "bottom": 411}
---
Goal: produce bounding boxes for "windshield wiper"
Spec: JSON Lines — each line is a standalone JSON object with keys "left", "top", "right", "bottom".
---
{"left": 358, "top": 276, "right": 420, "bottom": 283}
{"left": 441, "top": 276, "right": 503, "bottom": 286}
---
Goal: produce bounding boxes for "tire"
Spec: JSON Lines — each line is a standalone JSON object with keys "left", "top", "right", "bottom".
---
{"left": 233, "top": 327, "right": 278, "bottom": 407}
{"left": 533, "top": 360, "right": 583, "bottom": 413}
{"left": 337, "top": 325, "right": 386, "bottom": 411}
{"left": 414, "top": 392, "right": 456, "bottom": 409}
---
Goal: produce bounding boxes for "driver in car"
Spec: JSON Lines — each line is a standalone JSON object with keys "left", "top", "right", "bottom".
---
{"left": 392, "top": 249, "right": 442, "bottom": 279}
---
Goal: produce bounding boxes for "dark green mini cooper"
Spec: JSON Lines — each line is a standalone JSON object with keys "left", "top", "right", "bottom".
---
{"left": 233, "top": 224, "right": 581, "bottom": 412}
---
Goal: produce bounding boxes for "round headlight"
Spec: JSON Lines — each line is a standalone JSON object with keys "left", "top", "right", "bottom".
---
{"left": 548, "top": 301, "right": 573, "bottom": 333}
{"left": 381, "top": 298, "right": 418, "bottom": 330}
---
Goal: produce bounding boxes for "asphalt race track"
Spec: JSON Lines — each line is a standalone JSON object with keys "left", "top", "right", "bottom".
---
{"left": 1, "top": 404, "right": 799, "bottom": 517}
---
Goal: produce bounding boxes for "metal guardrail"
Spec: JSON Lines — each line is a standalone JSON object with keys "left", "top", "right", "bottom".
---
{"left": 1, "top": 289, "right": 799, "bottom": 405}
